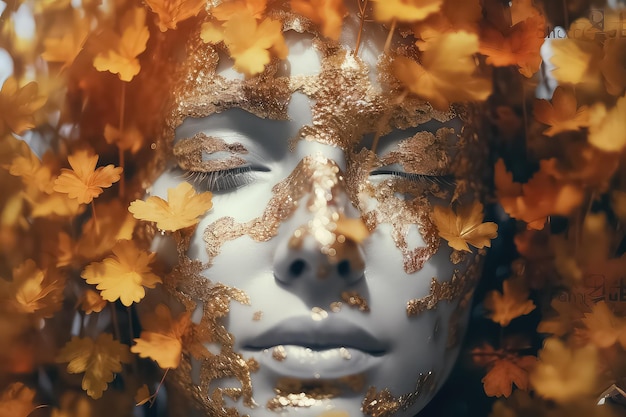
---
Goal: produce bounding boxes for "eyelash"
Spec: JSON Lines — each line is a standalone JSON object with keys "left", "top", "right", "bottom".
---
{"left": 370, "top": 170, "right": 456, "bottom": 187}
{"left": 181, "top": 166, "right": 257, "bottom": 192}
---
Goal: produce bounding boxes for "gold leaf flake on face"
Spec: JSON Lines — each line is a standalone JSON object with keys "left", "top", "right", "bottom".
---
{"left": 173, "top": 133, "right": 248, "bottom": 173}
{"left": 380, "top": 128, "right": 455, "bottom": 176}
{"left": 361, "top": 372, "right": 435, "bottom": 417}
{"left": 340, "top": 291, "right": 370, "bottom": 312}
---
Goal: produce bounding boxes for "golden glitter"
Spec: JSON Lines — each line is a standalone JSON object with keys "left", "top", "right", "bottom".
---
{"left": 450, "top": 250, "right": 466, "bottom": 265}
{"left": 173, "top": 133, "right": 248, "bottom": 173}
{"left": 252, "top": 311, "right": 263, "bottom": 321}
{"left": 406, "top": 271, "right": 465, "bottom": 317}
{"left": 341, "top": 291, "right": 370, "bottom": 312}
{"left": 311, "top": 306, "right": 329, "bottom": 321}
{"left": 329, "top": 301, "right": 343, "bottom": 312}
{"left": 361, "top": 372, "right": 435, "bottom": 417}
{"left": 380, "top": 128, "right": 454, "bottom": 176}
{"left": 272, "top": 345, "right": 287, "bottom": 362}
{"left": 268, "top": 375, "right": 366, "bottom": 412}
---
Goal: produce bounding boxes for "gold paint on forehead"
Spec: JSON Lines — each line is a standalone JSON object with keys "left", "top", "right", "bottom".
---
{"left": 361, "top": 372, "right": 435, "bottom": 417}
{"left": 340, "top": 291, "right": 370, "bottom": 312}
{"left": 174, "top": 133, "right": 248, "bottom": 172}
{"left": 268, "top": 375, "right": 366, "bottom": 412}
{"left": 380, "top": 128, "right": 455, "bottom": 175}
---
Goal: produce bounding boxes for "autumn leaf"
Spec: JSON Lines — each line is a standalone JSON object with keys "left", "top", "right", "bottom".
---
{"left": 290, "top": 0, "right": 347, "bottom": 40}
{"left": 81, "top": 239, "right": 162, "bottom": 307}
{"left": 80, "top": 289, "right": 107, "bottom": 314}
{"left": 334, "top": 213, "right": 370, "bottom": 244}
{"left": 479, "top": 14, "right": 545, "bottom": 77}
{"left": 93, "top": 7, "right": 150, "bottom": 82}
{"left": 432, "top": 201, "right": 498, "bottom": 252}
{"left": 128, "top": 181, "right": 213, "bottom": 231}
{"left": 131, "top": 304, "right": 191, "bottom": 369}
{"left": 550, "top": 38, "right": 603, "bottom": 86}
{"left": 56, "top": 333, "right": 131, "bottom": 399}
{"left": 104, "top": 124, "right": 144, "bottom": 154}
{"left": 530, "top": 338, "right": 598, "bottom": 403}
{"left": 144, "top": 0, "right": 205, "bottom": 31}
{"left": 393, "top": 32, "right": 491, "bottom": 110}
{"left": 588, "top": 94, "right": 626, "bottom": 152}
{"left": 53, "top": 149, "right": 123, "bottom": 205}
{"left": 0, "top": 383, "right": 36, "bottom": 417}
{"left": 135, "top": 384, "right": 151, "bottom": 406}
{"left": 581, "top": 301, "right": 626, "bottom": 349}
{"left": 373, "top": 0, "right": 443, "bottom": 23}
{"left": 41, "top": 12, "right": 90, "bottom": 69}
{"left": 537, "top": 298, "right": 583, "bottom": 337}
{"left": 482, "top": 355, "right": 536, "bottom": 398}
{"left": 210, "top": 0, "right": 268, "bottom": 20}
{"left": 0, "top": 77, "right": 47, "bottom": 136}
{"left": 533, "top": 86, "right": 590, "bottom": 137}
{"left": 484, "top": 276, "right": 535, "bottom": 327}
{"left": 412, "top": 0, "right": 482, "bottom": 50}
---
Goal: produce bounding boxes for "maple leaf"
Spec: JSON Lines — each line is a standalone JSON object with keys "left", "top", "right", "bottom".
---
{"left": 432, "top": 201, "right": 498, "bottom": 252}
{"left": 0, "top": 77, "right": 47, "bottom": 136}
{"left": 128, "top": 181, "right": 213, "bottom": 231}
{"left": 373, "top": 0, "right": 443, "bottom": 23}
{"left": 588, "top": 94, "right": 626, "bottom": 153}
{"left": 56, "top": 333, "right": 131, "bottom": 399}
{"left": 9, "top": 148, "right": 56, "bottom": 195}
{"left": 0, "top": 383, "right": 36, "bottom": 417}
{"left": 41, "top": 12, "right": 90, "bottom": 69}
{"left": 393, "top": 32, "right": 491, "bottom": 110}
{"left": 581, "top": 301, "right": 626, "bottom": 349}
{"left": 484, "top": 276, "right": 535, "bottom": 327}
{"left": 103, "top": 124, "right": 144, "bottom": 154}
{"left": 144, "top": 0, "right": 205, "bottom": 31}
{"left": 131, "top": 304, "right": 191, "bottom": 369}
{"left": 412, "top": 0, "right": 482, "bottom": 50}
{"left": 53, "top": 149, "right": 123, "bottom": 205}
{"left": 92, "top": 7, "right": 150, "bottom": 82}
{"left": 223, "top": 10, "right": 288, "bottom": 77}
{"left": 81, "top": 239, "right": 162, "bottom": 307}
{"left": 210, "top": 0, "right": 268, "bottom": 20}
{"left": 482, "top": 355, "right": 536, "bottom": 398}
{"left": 533, "top": 86, "right": 590, "bottom": 137}
{"left": 0, "top": 259, "right": 65, "bottom": 318}
{"left": 537, "top": 298, "right": 583, "bottom": 337}
{"left": 479, "top": 14, "right": 545, "bottom": 77}
{"left": 290, "top": 0, "right": 347, "bottom": 40}
{"left": 80, "top": 289, "right": 107, "bottom": 314}
{"left": 550, "top": 38, "right": 603, "bottom": 86}
{"left": 530, "top": 338, "right": 598, "bottom": 403}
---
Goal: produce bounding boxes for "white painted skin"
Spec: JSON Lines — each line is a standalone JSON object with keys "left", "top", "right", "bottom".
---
{"left": 149, "top": 25, "right": 479, "bottom": 417}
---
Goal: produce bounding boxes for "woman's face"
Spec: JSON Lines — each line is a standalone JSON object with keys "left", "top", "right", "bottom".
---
{"left": 150, "top": 28, "right": 485, "bottom": 417}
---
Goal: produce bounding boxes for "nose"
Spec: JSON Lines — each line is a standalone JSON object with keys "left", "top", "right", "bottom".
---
{"left": 272, "top": 154, "right": 366, "bottom": 287}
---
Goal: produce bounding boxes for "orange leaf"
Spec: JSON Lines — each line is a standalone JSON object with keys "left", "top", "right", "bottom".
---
{"left": 144, "top": 0, "right": 205, "bottom": 31}
{"left": 93, "top": 7, "right": 149, "bottom": 82}
{"left": 393, "top": 31, "right": 491, "bottom": 110}
{"left": 550, "top": 38, "right": 603, "bottom": 86}
{"left": 373, "top": 0, "right": 443, "bottom": 23}
{"left": 581, "top": 301, "right": 626, "bottom": 349}
{"left": 290, "top": 0, "right": 347, "bottom": 40}
{"left": 0, "top": 383, "right": 36, "bottom": 417}
{"left": 131, "top": 304, "right": 191, "bottom": 369}
{"left": 482, "top": 356, "right": 535, "bottom": 398}
{"left": 588, "top": 94, "right": 626, "bottom": 152}
{"left": 0, "top": 77, "right": 47, "bottom": 136}
{"left": 432, "top": 201, "right": 498, "bottom": 252}
{"left": 41, "top": 12, "right": 90, "bottom": 69}
{"left": 53, "top": 149, "right": 123, "bottom": 205}
{"left": 210, "top": 0, "right": 267, "bottom": 21}
{"left": 533, "top": 86, "right": 590, "bottom": 137}
{"left": 484, "top": 276, "right": 535, "bottom": 326}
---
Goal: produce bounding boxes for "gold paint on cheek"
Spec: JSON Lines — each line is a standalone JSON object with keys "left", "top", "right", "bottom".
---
{"left": 173, "top": 133, "right": 248, "bottom": 173}
{"left": 340, "top": 291, "right": 370, "bottom": 312}
{"left": 361, "top": 372, "right": 436, "bottom": 417}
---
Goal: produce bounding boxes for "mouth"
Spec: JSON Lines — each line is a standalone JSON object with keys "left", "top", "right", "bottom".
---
{"left": 241, "top": 317, "right": 387, "bottom": 378}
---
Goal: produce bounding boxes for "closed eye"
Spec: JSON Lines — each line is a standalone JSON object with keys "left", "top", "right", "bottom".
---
{"left": 180, "top": 166, "right": 261, "bottom": 192}
{"left": 369, "top": 170, "right": 456, "bottom": 187}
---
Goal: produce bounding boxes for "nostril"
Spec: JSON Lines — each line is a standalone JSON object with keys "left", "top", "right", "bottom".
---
{"left": 337, "top": 260, "right": 351, "bottom": 277}
{"left": 289, "top": 259, "right": 307, "bottom": 277}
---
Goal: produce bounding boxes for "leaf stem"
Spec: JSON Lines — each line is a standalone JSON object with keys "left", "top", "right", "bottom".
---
{"left": 384, "top": 19, "right": 397, "bottom": 53}
{"left": 119, "top": 82, "right": 127, "bottom": 198}
{"left": 110, "top": 303, "right": 122, "bottom": 341}
{"left": 354, "top": 0, "right": 369, "bottom": 56}
{"left": 91, "top": 202, "right": 100, "bottom": 235}
{"left": 150, "top": 368, "right": 170, "bottom": 407}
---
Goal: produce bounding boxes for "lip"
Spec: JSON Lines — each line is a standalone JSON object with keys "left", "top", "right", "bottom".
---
{"left": 241, "top": 316, "right": 387, "bottom": 378}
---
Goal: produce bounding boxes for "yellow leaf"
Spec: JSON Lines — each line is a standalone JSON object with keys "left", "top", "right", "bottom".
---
{"left": 0, "top": 77, "right": 47, "bottom": 136}
{"left": 373, "top": 0, "right": 443, "bottom": 23}
{"left": 80, "top": 289, "right": 107, "bottom": 314}
{"left": 550, "top": 38, "right": 602, "bottom": 86}
{"left": 482, "top": 356, "right": 536, "bottom": 398}
{"left": 581, "top": 301, "right": 626, "bottom": 349}
{"left": 81, "top": 239, "right": 162, "bottom": 307}
{"left": 290, "top": 0, "right": 347, "bottom": 40}
{"left": 530, "top": 338, "right": 597, "bottom": 403}
{"left": 144, "top": 0, "right": 206, "bottom": 31}
{"left": 334, "top": 213, "right": 370, "bottom": 244}
{"left": 588, "top": 94, "right": 626, "bottom": 152}
{"left": 41, "top": 12, "right": 90, "bottom": 69}
{"left": 131, "top": 304, "right": 191, "bottom": 369}
{"left": 0, "top": 383, "right": 36, "bottom": 417}
{"left": 56, "top": 333, "right": 131, "bottom": 399}
{"left": 53, "top": 149, "right": 123, "bottom": 205}
{"left": 483, "top": 276, "right": 535, "bottom": 326}
{"left": 93, "top": 7, "right": 150, "bottom": 82}
{"left": 104, "top": 124, "right": 144, "bottom": 154}
{"left": 210, "top": 0, "right": 267, "bottom": 21}
{"left": 534, "top": 86, "right": 590, "bottom": 137}
{"left": 128, "top": 181, "right": 213, "bottom": 231}
{"left": 432, "top": 201, "right": 498, "bottom": 252}
{"left": 537, "top": 298, "right": 583, "bottom": 337}
{"left": 200, "top": 20, "right": 224, "bottom": 44}
{"left": 393, "top": 32, "right": 491, "bottom": 110}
